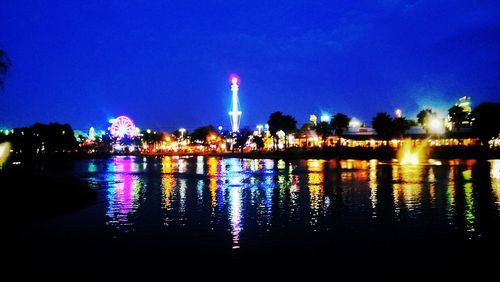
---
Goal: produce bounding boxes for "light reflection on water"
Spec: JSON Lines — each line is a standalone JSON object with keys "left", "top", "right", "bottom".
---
{"left": 103, "top": 156, "right": 144, "bottom": 231}
{"left": 491, "top": 160, "right": 500, "bottom": 209}
{"left": 83, "top": 156, "right": 500, "bottom": 248}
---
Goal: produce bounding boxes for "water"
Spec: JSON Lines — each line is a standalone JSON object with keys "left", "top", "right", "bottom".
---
{"left": 12, "top": 156, "right": 500, "bottom": 280}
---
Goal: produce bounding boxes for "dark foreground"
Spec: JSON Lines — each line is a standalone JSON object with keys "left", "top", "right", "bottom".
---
{"left": 4, "top": 156, "right": 500, "bottom": 281}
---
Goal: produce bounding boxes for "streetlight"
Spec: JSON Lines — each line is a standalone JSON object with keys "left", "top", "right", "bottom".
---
{"left": 395, "top": 109, "right": 402, "bottom": 118}
{"left": 429, "top": 118, "right": 444, "bottom": 134}
{"left": 179, "top": 128, "right": 186, "bottom": 139}
{"left": 320, "top": 114, "right": 330, "bottom": 123}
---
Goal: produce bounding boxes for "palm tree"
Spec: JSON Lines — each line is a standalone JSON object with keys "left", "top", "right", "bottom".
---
{"left": 372, "top": 112, "right": 394, "bottom": 144}
{"left": 0, "top": 49, "right": 11, "bottom": 90}
{"left": 314, "top": 121, "right": 332, "bottom": 147}
{"left": 331, "top": 113, "right": 350, "bottom": 147}
{"left": 267, "top": 111, "right": 297, "bottom": 150}
{"left": 268, "top": 112, "right": 284, "bottom": 150}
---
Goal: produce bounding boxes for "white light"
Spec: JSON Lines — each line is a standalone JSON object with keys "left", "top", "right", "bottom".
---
{"left": 320, "top": 114, "right": 330, "bottom": 123}
{"left": 395, "top": 109, "right": 402, "bottom": 118}
{"left": 349, "top": 118, "right": 361, "bottom": 128}
{"left": 429, "top": 118, "right": 444, "bottom": 134}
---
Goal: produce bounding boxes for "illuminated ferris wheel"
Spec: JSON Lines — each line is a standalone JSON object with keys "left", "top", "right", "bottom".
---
{"left": 109, "top": 115, "right": 137, "bottom": 139}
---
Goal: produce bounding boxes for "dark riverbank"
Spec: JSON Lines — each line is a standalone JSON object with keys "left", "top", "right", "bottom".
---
{"left": 2, "top": 164, "right": 98, "bottom": 221}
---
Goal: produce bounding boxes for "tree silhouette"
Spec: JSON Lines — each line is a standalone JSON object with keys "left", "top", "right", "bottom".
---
{"left": 234, "top": 127, "right": 252, "bottom": 153}
{"left": 190, "top": 125, "right": 218, "bottom": 144}
{"left": 372, "top": 112, "right": 394, "bottom": 143}
{"left": 267, "top": 111, "right": 297, "bottom": 150}
{"left": 393, "top": 117, "right": 411, "bottom": 138}
{"left": 253, "top": 135, "right": 265, "bottom": 151}
{"left": 8, "top": 123, "right": 78, "bottom": 155}
{"left": 448, "top": 105, "right": 468, "bottom": 132}
{"left": 314, "top": 121, "right": 332, "bottom": 147}
{"left": 141, "top": 130, "right": 163, "bottom": 145}
{"left": 331, "top": 113, "right": 350, "bottom": 147}
{"left": 417, "top": 108, "right": 436, "bottom": 134}
{"left": 472, "top": 102, "right": 500, "bottom": 146}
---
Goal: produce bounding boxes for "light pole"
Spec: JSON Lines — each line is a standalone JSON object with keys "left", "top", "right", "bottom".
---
{"left": 179, "top": 128, "right": 186, "bottom": 139}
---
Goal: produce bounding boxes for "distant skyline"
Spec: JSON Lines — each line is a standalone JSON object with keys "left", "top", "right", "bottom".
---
{"left": 1, "top": 0, "right": 499, "bottom": 131}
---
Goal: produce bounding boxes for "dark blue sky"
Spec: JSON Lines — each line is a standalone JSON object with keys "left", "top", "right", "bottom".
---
{"left": 1, "top": 0, "right": 499, "bottom": 132}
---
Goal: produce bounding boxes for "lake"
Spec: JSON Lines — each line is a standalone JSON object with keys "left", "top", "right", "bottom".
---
{"left": 10, "top": 156, "right": 500, "bottom": 280}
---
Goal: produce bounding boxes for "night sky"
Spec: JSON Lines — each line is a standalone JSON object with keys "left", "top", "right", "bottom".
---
{"left": 1, "top": 0, "right": 499, "bottom": 132}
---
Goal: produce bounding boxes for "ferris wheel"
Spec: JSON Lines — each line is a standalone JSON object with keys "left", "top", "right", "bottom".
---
{"left": 109, "top": 115, "right": 137, "bottom": 139}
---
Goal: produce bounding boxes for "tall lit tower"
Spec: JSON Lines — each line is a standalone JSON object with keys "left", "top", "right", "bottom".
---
{"left": 228, "top": 74, "right": 242, "bottom": 133}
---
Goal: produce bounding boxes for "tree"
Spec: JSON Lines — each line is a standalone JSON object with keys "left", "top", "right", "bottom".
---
{"left": 298, "top": 122, "right": 314, "bottom": 135}
{"left": 141, "top": 130, "right": 163, "bottom": 145}
{"left": 393, "top": 117, "right": 411, "bottom": 138}
{"left": 172, "top": 129, "right": 189, "bottom": 140}
{"left": 372, "top": 112, "right": 394, "bottom": 142}
{"left": 253, "top": 135, "right": 265, "bottom": 151}
{"left": 267, "top": 111, "right": 297, "bottom": 150}
{"left": 472, "top": 102, "right": 500, "bottom": 146}
{"left": 9, "top": 123, "right": 78, "bottom": 155}
{"left": 234, "top": 128, "right": 252, "bottom": 153}
{"left": 282, "top": 115, "right": 297, "bottom": 148}
{"left": 314, "top": 121, "right": 332, "bottom": 147}
{"left": 0, "top": 49, "right": 10, "bottom": 90}
{"left": 331, "top": 113, "right": 350, "bottom": 147}
{"left": 190, "top": 125, "right": 218, "bottom": 144}
{"left": 448, "top": 105, "right": 467, "bottom": 132}
{"left": 417, "top": 108, "right": 436, "bottom": 133}
{"left": 267, "top": 112, "right": 283, "bottom": 150}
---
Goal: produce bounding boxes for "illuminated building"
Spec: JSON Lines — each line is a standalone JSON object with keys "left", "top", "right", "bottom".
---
{"left": 228, "top": 75, "right": 242, "bottom": 133}
{"left": 457, "top": 96, "right": 472, "bottom": 114}
{"left": 445, "top": 96, "right": 473, "bottom": 130}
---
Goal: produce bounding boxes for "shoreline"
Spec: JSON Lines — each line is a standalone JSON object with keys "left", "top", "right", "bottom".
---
{"left": 5, "top": 146, "right": 500, "bottom": 162}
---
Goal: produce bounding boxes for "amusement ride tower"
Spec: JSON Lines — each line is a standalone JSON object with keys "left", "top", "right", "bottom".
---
{"left": 228, "top": 75, "right": 242, "bottom": 133}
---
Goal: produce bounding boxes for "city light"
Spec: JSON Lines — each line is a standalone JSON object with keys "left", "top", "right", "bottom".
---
{"left": 256, "top": 124, "right": 263, "bottom": 135}
{"left": 395, "top": 109, "right": 402, "bottom": 118}
{"left": 0, "top": 142, "right": 11, "bottom": 167}
{"left": 429, "top": 117, "right": 444, "bottom": 134}
{"left": 320, "top": 114, "right": 330, "bottom": 123}
{"left": 179, "top": 128, "right": 186, "bottom": 138}
{"left": 349, "top": 118, "right": 361, "bottom": 128}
